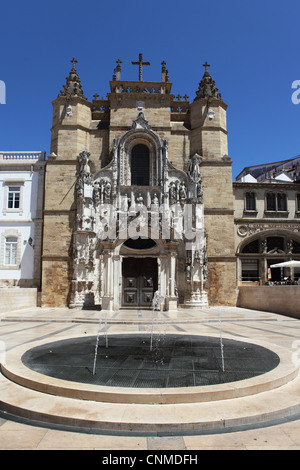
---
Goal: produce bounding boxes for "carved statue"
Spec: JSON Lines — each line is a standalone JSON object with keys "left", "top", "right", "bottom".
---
{"left": 188, "top": 154, "right": 201, "bottom": 183}
{"left": 185, "top": 264, "right": 191, "bottom": 281}
{"left": 197, "top": 180, "right": 203, "bottom": 200}
{"left": 104, "top": 181, "right": 111, "bottom": 200}
{"left": 78, "top": 151, "right": 91, "bottom": 175}
{"left": 179, "top": 183, "right": 187, "bottom": 201}
{"left": 136, "top": 192, "right": 144, "bottom": 206}
{"left": 152, "top": 192, "right": 159, "bottom": 207}
{"left": 169, "top": 182, "right": 177, "bottom": 200}
{"left": 287, "top": 239, "right": 293, "bottom": 254}
{"left": 75, "top": 178, "right": 84, "bottom": 200}
{"left": 93, "top": 182, "right": 101, "bottom": 204}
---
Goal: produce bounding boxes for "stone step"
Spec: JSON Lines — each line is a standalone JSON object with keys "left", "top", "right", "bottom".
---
{"left": 1, "top": 368, "right": 300, "bottom": 435}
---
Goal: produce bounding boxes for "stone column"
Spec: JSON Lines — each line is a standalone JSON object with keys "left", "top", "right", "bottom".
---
{"left": 158, "top": 255, "right": 168, "bottom": 310}
{"left": 113, "top": 254, "right": 121, "bottom": 310}
{"left": 165, "top": 252, "right": 178, "bottom": 311}
{"left": 102, "top": 250, "right": 114, "bottom": 310}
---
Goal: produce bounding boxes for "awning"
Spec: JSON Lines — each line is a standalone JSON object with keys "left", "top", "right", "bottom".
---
{"left": 270, "top": 260, "right": 300, "bottom": 268}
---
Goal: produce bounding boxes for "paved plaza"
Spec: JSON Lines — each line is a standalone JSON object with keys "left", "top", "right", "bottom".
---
{"left": 0, "top": 305, "right": 300, "bottom": 450}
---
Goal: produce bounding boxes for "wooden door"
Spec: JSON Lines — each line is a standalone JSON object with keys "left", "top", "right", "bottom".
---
{"left": 122, "top": 257, "right": 157, "bottom": 307}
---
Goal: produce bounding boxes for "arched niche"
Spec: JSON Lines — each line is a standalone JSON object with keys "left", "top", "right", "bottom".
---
{"left": 115, "top": 127, "right": 166, "bottom": 187}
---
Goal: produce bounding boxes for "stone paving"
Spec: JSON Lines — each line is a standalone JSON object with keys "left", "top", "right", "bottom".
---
{"left": 0, "top": 305, "right": 300, "bottom": 450}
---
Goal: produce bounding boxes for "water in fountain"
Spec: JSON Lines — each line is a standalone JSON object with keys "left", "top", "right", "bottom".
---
{"left": 218, "top": 308, "right": 225, "bottom": 372}
{"left": 150, "top": 291, "right": 165, "bottom": 360}
{"left": 92, "top": 310, "right": 109, "bottom": 375}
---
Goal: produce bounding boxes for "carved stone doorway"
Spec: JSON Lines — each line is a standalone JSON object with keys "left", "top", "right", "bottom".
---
{"left": 122, "top": 257, "right": 158, "bottom": 308}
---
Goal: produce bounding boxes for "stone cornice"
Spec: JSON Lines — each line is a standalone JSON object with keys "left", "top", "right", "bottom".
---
{"left": 190, "top": 97, "right": 228, "bottom": 110}
{"left": 205, "top": 208, "right": 234, "bottom": 215}
{"left": 50, "top": 123, "right": 92, "bottom": 133}
{"left": 52, "top": 95, "right": 93, "bottom": 108}
{"left": 42, "top": 255, "right": 71, "bottom": 261}
{"left": 44, "top": 210, "right": 76, "bottom": 214}
{"left": 191, "top": 126, "right": 228, "bottom": 135}
{"left": 200, "top": 159, "right": 232, "bottom": 167}
{"left": 233, "top": 181, "right": 300, "bottom": 190}
{"left": 208, "top": 256, "right": 236, "bottom": 262}
{"left": 45, "top": 159, "right": 78, "bottom": 165}
{"left": 234, "top": 217, "right": 300, "bottom": 225}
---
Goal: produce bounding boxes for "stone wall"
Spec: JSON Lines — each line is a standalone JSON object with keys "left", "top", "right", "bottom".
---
{"left": 0, "top": 287, "right": 37, "bottom": 312}
{"left": 237, "top": 285, "right": 300, "bottom": 317}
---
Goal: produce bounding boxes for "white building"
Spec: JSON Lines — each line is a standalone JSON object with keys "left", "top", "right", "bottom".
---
{"left": 0, "top": 151, "right": 46, "bottom": 288}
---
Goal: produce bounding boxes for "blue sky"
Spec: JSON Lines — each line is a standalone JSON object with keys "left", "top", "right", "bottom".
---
{"left": 1, "top": 0, "right": 300, "bottom": 179}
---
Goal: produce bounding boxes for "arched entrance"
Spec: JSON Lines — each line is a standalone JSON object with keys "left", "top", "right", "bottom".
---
{"left": 237, "top": 231, "right": 300, "bottom": 284}
{"left": 100, "top": 236, "right": 180, "bottom": 311}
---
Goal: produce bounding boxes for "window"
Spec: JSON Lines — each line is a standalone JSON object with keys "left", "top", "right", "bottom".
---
{"left": 241, "top": 239, "right": 259, "bottom": 253}
{"left": 242, "top": 259, "right": 259, "bottom": 281}
{"left": 131, "top": 144, "right": 150, "bottom": 186}
{"left": 266, "top": 193, "right": 276, "bottom": 211}
{"left": 267, "top": 236, "right": 284, "bottom": 252}
{"left": 277, "top": 193, "right": 287, "bottom": 211}
{"left": 245, "top": 192, "right": 256, "bottom": 211}
{"left": 296, "top": 194, "right": 300, "bottom": 212}
{"left": 7, "top": 186, "right": 20, "bottom": 209}
{"left": 4, "top": 237, "right": 18, "bottom": 265}
{"left": 266, "top": 192, "right": 287, "bottom": 211}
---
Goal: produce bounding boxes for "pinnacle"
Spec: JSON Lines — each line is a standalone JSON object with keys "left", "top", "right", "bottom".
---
{"left": 194, "top": 62, "right": 222, "bottom": 101}
{"left": 58, "top": 58, "right": 87, "bottom": 100}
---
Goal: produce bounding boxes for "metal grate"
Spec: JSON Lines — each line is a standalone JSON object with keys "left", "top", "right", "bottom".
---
{"left": 22, "top": 334, "right": 280, "bottom": 389}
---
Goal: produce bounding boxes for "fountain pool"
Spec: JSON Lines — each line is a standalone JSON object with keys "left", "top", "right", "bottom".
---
{"left": 21, "top": 334, "right": 280, "bottom": 389}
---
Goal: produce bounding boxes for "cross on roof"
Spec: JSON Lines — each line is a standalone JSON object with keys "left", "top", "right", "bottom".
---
{"left": 203, "top": 61, "right": 210, "bottom": 73}
{"left": 131, "top": 53, "right": 150, "bottom": 81}
{"left": 71, "top": 58, "right": 78, "bottom": 68}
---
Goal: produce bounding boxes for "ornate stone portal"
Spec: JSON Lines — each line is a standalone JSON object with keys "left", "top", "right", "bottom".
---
{"left": 70, "top": 116, "right": 208, "bottom": 310}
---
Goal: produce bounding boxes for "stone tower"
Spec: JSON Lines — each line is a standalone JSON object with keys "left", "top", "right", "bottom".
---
{"left": 41, "top": 56, "right": 236, "bottom": 309}
{"left": 189, "top": 62, "right": 236, "bottom": 305}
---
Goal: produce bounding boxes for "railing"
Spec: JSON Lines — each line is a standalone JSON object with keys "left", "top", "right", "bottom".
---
{"left": 110, "top": 80, "right": 172, "bottom": 95}
{"left": 0, "top": 151, "right": 46, "bottom": 161}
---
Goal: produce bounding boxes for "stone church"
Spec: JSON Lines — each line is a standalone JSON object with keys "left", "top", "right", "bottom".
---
{"left": 41, "top": 55, "right": 236, "bottom": 310}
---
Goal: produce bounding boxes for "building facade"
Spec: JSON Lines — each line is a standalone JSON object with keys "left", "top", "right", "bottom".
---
{"left": 234, "top": 158, "right": 300, "bottom": 284}
{"left": 0, "top": 151, "right": 46, "bottom": 288}
{"left": 41, "top": 56, "right": 236, "bottom": 309}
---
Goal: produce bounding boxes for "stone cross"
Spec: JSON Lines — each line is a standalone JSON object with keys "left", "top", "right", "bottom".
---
{"left": 71, "top": 58, "right": 78, "bottom": 69}
{"left": 132, "top": 53, "right": 150, "bottom": 81}
{"left": 116, "top": 59, "right": 122, "bottom": 80}
{"left": 203, "top": 61, "right": 210, "bottom": 72}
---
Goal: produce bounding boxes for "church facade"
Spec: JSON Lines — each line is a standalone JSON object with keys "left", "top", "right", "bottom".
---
{"left": 41, "top": 56, "right": 236, "bottom": 310}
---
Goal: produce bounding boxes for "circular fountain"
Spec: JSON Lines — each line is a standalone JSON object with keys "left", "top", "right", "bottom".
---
{"left": 1, "top": 331, "right": 295, "bottom": 405}
{"left": 1, "top": 311, "right": 300, "bottom": 435}
{"left": 21, "top": 334, "right": 280, "bottom": 389}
